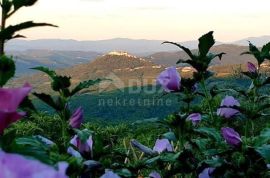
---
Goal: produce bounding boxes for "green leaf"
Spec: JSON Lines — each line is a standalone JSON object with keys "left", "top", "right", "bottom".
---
{"left": 74, "top": 129, "right": 92, "bottom": 143}
{"left": 145, "top": 156, "right": 160, "bottom": 164}
{"left": 0, "top": 21, "right": 57, "bottom": 41}
{"left": 51, "top": 76, "right": 71, "bottom": 92}
{"left": 11, "top": 136, "right": 55, "bottom": 164}
{"left": 31, "top": 66, "right": 57, "bottom": 79}
{"left": 261, "top": 42, "right": 270, "bottom": 56}
{"left": 160, "top": 152, "right": 181, "bottom": 162}
{"left": 0, "top": 55, "right": 15, "bottom": 86}
{"left": 19, "top": 96, "right": 36, "bottom": 112}
{"left": 208, "top": 52, "right": 226, "bottom": 61}
{"left": 70, "top": 79, "right": 103, "bottom": 96}
{"left": 12, "top": 0, "right": 38, "bottom": 11}
{"left": 116, "top": 169, "right": 132, "bottom": 177}
{"left": 248, "top": 42, "right": 264, "bottom": 64}
{"left": 33, "top": 93, "right": 60, "bottom": 111}
{"left": 162, "top": 41, "right": 194, "bottom": 60}
{"left": 255, "top": 128, "right": 270, "bottom": 146}
{"left": 198, "top": 31, "right": 215, "bottom": 57}
{"left": 256, "top": 145, "right": 270, "bottom": 162}
{"left": 163, "top": 132, "right": 177, "bottom": 141}
{"left": 204, "top": 157, "right": 225, "bottom": 167}
{"left": 192, "top": 138, "right": 209, "bottom": 151}
{"left": 2, "top": 0, "right": 13, "bottom": 14}
{"left": 194, "top": 127, "right": 222, "bottom": 142}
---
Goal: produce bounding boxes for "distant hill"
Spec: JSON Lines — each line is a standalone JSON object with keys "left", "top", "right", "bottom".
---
{"left": 11, "top": 51, "right": 166, "bottom": 93}
{"left": 6, "top": 38, "right": 220, "bottom": 56}
{"left": 233, "top": 36, "right": 270, "bottom": 47}
{"left": 6, "top": 35, "right": 270, "bottom": 56}
{"left": 7, "top": 50, "right": 101, "bottom": 76}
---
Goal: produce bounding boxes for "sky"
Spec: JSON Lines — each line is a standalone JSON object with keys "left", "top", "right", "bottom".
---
{"left": 9, "top": 0, "right": 270, "bottom": 42}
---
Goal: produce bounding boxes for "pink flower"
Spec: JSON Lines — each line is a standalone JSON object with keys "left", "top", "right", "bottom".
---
{"left": 0, "top": 83, "right": 32, "bottom": 134}
{"left": 153, "top": 139, "right": 173, "bottom": 153}
{"left": 217, "top": 96, "right": 240, "bottom": 118}
{"left": 69, "top": 107, "right": 84, "bottom": 128}
{"left": 247, "top": 62, "right": 257, "bottom": 73}
{"left": 187, "top": 113, "right": 202, "bottom": 125}
{"left": 69, "top": 135, "right": 93, "bottom": 154}
{"left": 149, "top": 171, "right": 161, "bottom": 178}
{"left": 101, "top": 170, "right": 120, "bottom": 178}
{"left": 221, "top": 127, "right": 242, "bottom": 147}
{"left": 0, "top": 151, "right": 68, "bottom": 178}
{"left": 199, "top": 167, "right": 215, "bottom": 178}
{"left": 157, "top": 67, "right": 181, "bottom": 92}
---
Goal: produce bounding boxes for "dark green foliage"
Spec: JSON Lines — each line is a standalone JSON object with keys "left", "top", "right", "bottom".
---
{"left": 0, "top": 55, "right": 15, "bottom": 86}
{"left": 163, "top": 31, "right": 225, "bottom": 79}
{"left": 0, "top": 21, "right": 57, "bottom": 41}
{"left": 241, "top": 41, "right": 270, "bottom": 65}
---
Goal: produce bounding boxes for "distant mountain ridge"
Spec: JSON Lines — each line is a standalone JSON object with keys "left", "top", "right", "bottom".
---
{"left": 6, "top": 35, "right": 270, "bottom": 55}
{"left": 7, "top": 38, "right": 218, "bottom": 55}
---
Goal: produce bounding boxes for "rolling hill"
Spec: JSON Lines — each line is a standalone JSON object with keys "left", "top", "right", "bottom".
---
{"left": 10, "top": 51, "right": 166, "bottom": 93}
{"left": 8, "top": 50, "right": 101, "bottom": 76}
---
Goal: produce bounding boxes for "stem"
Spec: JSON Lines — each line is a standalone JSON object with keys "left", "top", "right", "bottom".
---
{"left": 201, "top": 79, "right": 215, "bottom": 121}
{"left": 0, "top": 4, "right": 6, "bottom": 55}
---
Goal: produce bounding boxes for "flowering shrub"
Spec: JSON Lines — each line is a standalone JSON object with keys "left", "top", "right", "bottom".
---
{"left": 1, "top": 1, "right": 270, "bottom": 178}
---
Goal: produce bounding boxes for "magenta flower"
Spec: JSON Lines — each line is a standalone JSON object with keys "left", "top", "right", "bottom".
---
{"left": 217, "top": 96, "right": 240, "bottom": 118}
{"left": 153, "top": 139, "right": 173, "bottom": 153}
{"left": 67, "top": 147, "right": 82, "bottom": 158}
{"left": 157, "top": 67, "right": 181, "bottom": 92}
{"left": 221, "top": 127, "right": 242, "bottom": 147}
{"left": 0, "top": 151, "right": 68, "bottom": 178}
{"left": 247, "top": 62, "right": 257, "bottom": 73}
{"left": 101, "top": 170, "right": 121, "bottom": 178}
{"left": 199, "top": 167, "right": 215, "bottom": 178}
{"left": 0, "top": 83, "right": 32, "bottom": 134}
{"left": 149, "top": 171, "right": 161, "bottom": 178}
{"left": 69, "top": 107, "right": 84, "bottom": 128}
{"left": 69, "top": 135, "right": 93, "bottom": 154}
{"left": 187, "top": 113, "right": 202, "bottom": 125}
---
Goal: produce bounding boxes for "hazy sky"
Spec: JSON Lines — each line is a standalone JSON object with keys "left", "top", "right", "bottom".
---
{"left": 9, "top": 0, "right": 270, "bottom": 42}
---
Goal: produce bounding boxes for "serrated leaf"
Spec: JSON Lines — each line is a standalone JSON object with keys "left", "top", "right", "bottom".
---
{"left": 192, "top": 138, "right": 209, "bottom": 151}
{"left": 33, "top": 93, "right": 60, "bottom": 111}
{"left": 162, "top": 41, "right": 194, "bottom": 60}
{"left": 19, "top": 96, "right": 36, "bottom": 112}
{"left": 256, "top": 145, "right": 270, "bottom": 162}
{"left": 70, "top": 79, "right": 103, "bottom": 95}
{"left": 11, "top": 136, "right": 54, "bottom": 164}
{"left": 51, "top": 76, "right": 71, "bottom": 92}
{"left": 261, "top": 42, "right": 270, "bottom": 56}
{"left": 163, "top": 132, "right": 177, "bottom": 141}
{"left": 12, "top": 0, "right": 38, "bottom": 11}
{"left": 0, "top": 55, "right": 15, "bottom": 86}
{"left": 2, "top": 0, "right": 12, "bottom": 14}
{"left": 74, "top": 129, "right": 92, "bottom": 143}
{"left": 31, "top": 66, "right": 56, "bottom": 79}
{"left": 0, "top": 21, "right": 57, "bottom": 41}
{"left": 255, "top": 129, "right": 270, "bottom": 146}
{"left": 208, "top": 52, "right": 226, "bottom": 61}
{"left": 198, "top": 31, "right": 215, "bottom": 57}
{"left": 160, "top": 152, "right": 180, "bottom": 162}
{"left": 204, "top": 157, "right": 225, "bottom": 167}
{"left": 145, "top": 156, "right": 160, "bottom": 164}
{"left": 195, "top": 127, "right": 222, "bottom": 142}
